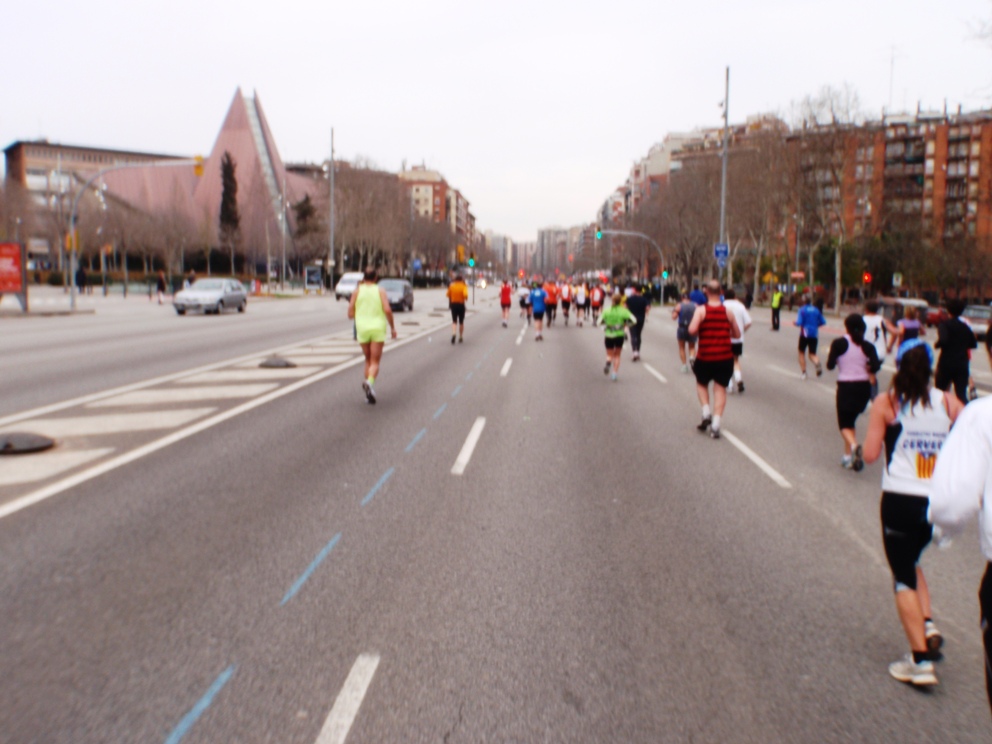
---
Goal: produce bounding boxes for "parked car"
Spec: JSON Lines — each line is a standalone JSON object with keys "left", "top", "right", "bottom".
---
{"left": 878, "top": 297, "right": 929, "bottom": 324}
{"left": 962, "top": 304, "right": 991, "bottom": 341}
{"left": 378, "top": 278, "right": 414, "bottom": 312}
{"left": 926, "top": 304, "right": 950, "bottom": 327}
{"left": 173, "top": 278, "right": 246, "bottom": 315}
{"left": 334, "top": 271, "right": 364, "bottom": 301}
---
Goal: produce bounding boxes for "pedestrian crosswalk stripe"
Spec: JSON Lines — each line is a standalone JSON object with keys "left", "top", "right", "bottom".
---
{"left": 235, "top": 355, "right": 354, "bottom": 368}
{"left": 87, "top": 384, "right": 279, "bottom": 407}
{"left": 0, "top": 409, "right": 216, "bottom": 437}
{"left": 0, "top": 448, "right": 114, "bottom": 487}
{"left": 180, "top": 369, "right": 319, "bottom": 383}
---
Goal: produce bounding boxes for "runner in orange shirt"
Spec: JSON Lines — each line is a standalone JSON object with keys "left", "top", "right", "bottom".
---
{"left": 543, "top": 280, "right": 559, "bottom": 327}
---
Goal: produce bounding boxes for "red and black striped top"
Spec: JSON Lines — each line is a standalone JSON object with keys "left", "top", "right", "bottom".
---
{"left": 697, "top": 304, "right": 733, "bottom": 362}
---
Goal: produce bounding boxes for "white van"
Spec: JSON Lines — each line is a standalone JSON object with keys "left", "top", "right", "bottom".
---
{"left": 334, "top": 272, "right": 364, "bottom": 301}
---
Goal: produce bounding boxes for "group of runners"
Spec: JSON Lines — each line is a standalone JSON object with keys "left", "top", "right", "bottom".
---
{"left": 350, "top": 264, "right": 992, "bottom": 703}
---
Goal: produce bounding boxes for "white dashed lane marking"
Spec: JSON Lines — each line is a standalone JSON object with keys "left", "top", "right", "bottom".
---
{"left": 314, "top": 654, "right": 381, "bottom": 744}
{"left": 451, "top": 417, "right": 486, "bottom": 476}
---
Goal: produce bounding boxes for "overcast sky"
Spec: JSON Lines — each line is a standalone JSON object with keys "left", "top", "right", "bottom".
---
{"left": 3, "top": 0, "right": 990, "bottom": 240}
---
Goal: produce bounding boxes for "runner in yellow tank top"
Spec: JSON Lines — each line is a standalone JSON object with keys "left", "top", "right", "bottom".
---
{"left": 347, "top": 267, "right": 397, "bottom": 404}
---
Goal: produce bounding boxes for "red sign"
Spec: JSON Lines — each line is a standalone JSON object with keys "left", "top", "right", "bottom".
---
{"left": 0, "top": 243, "right": 24, "bottom": 293}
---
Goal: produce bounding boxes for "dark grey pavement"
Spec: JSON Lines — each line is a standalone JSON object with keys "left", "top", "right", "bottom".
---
{"left": 1, "top": 290, "right": 990, "bottom": 742}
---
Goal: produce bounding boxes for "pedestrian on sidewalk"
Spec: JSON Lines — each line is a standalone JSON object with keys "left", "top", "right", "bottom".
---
{"left": 770, "top": 288, "right": 783, "bottom": 331}
{"left": 934, "top": 298, "right": 977, "bottom": 404}
{"left": 826, "top": 314, "right": 881, "bottom": 471}
{"left": 347, "top": 267, "right": 397, "bottom": 404}
{"left": 863, "top": 339, "right": 964, "bottom": 687}
{"left": 672, "top": 291, "right": 698, "bottom": 373}
{"left": 687, "top": 280, "right": 740, "bottom": 439}
{"left": 155, "top": 270, "right": 167, "bottom": 304}
{"left": 723, "top": 288, "right": 752, "bottom": 393}
{"left": 446, "top": 273, "right": 469, "bottom": 344}
{"left": 624, "top": 283, "right": 650, "bottom": 362}
{"left": 928, "top": 395, "right": 992, "bottom": 710}
{"left": 601, "top": 292, "right": 635, "bottom": 381}
{"left": 795, "top": 294, "right": 826, "bottom": 379}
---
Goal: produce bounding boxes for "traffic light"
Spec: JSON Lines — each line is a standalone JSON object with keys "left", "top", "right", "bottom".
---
{"left": 862, "top": 271, "right": 872, "bottom": 284}
{"left": 595, "top": 226, "right": 603, "bottom": 240}
{"left": 518, "top": 268, "right": 525, "bottom": 278}
{"left": 662, "top": 270, "right": 669, "bottom": 280}
{"left": 468, "top": 253, "right": 476, "bottom": 268}
{"left": 193, "top": 155, "right": 204, "bottom": 177}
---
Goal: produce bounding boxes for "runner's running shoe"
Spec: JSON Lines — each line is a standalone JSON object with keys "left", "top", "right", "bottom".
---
{"left": 604, "top": 361, "right": 611, "bottom": 375}
{"left": 851, "top": 445, "right": 864, "bottom": 472}
{"left": 697, "top": 416, "right": 712, "bottom": 432}
{"left": 362, "top": 381, "right": 376, "bottom": 405}
{"left": 888, "top": 655, "right": 937, "bottom": 686}
{"left": 925, "top": 621, "right": 943, "bottom": 653}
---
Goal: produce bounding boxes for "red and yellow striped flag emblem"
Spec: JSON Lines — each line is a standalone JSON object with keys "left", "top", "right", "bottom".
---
{"left": 916, "top": 453, "right": 937, "bottom": 480}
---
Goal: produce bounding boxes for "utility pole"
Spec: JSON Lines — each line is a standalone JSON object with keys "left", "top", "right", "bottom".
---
{"left": 329, "top": 127, "right": 336, "bottom": 290}
{"left": 719, "top": 66, "right": 730, "bottom": 280}
{"left": 280, "top": 174, "right": 287, "bottom": 292}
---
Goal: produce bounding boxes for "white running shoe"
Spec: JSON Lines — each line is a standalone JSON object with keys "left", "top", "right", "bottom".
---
{"left": 841, "top": 455, "right": 853, "bottom": 469}
{"left": 888, "top": 654, "right": 937, "bottom": 686}
{"left": 362, "top": 381, "right": 376, "bottom": 405}
{"left": 925, "top": 621, "right": 943, "bottom": 653}
{"left": 801, "top": 371, "right": 808, "bottom": 380}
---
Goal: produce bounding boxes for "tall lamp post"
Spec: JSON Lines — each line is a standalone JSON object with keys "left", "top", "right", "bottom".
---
{"left": 718, "top": 66, "right": 730, "bottom": 279}
{"left": 68, "top": 157, "right": 203, "bottom": 311}
{"left": 328, "top": 127, "right": 336, "bottom": 291}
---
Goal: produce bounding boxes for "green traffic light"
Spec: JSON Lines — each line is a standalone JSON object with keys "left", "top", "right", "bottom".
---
{"left": 662, "top": 270, "right": 669, "bottom": 279}
{"left": 468, "top": 258, "right": 475, "bottom": 267}
{"left": 595, "top": 230, "right": 602, "bottom": 240}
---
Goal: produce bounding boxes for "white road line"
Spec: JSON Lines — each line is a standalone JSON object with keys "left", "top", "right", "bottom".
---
{"left": 451, "top": 417, "right": 486, "bottom": 476}
{"left": 236, "top": 355, "right": 354, "bottom": 367}
{"left": 0, "top": 408, "right": 216, "bottom": 437}
{"left": 0, "top": 332, "right": 353, "bottom": 428}
{"left": 721, "top": 430, "right": 793, "bottom": 489}
{"left": 86, "top": 384, "right": 280, "bottom": 406}
{"left": 180, "top": 368, "right": 319, "bottom": 383}
{"left": 0, "top": 448, "right": 115, "bottom": 487}
{"left": 643, "top": 363, "right": 667, "bottom": 384}
{"left": 500, "top": 358, "right": 513, "bottom": 377}
{"left": 0, "top": 321, "right": 448, "bottom": 522}
{"left": 315, "top": 653, "right": 381, "bottom": 744}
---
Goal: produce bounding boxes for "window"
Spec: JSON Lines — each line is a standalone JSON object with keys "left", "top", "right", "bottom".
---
{"left": 970, "top": 161, "right": 980, "bottom": 178}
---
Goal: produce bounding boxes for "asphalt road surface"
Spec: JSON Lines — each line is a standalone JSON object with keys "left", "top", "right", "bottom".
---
{"left": 2, "top": 288, "right": 991, "bottom": 743}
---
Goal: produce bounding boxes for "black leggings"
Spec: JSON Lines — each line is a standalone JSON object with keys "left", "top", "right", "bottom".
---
{"left": 980, "top": 565, "right": 992, "bottom": 714}
{"left": 881, "top": 492, "right": 932, "bottom": 591}
{"left": 630, "top": 321, "right": 644, "bottom": 352}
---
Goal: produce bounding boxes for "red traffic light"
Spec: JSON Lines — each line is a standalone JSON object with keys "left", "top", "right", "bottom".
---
{"left": 862, "top": 271, "right": 872, "bottom": 284}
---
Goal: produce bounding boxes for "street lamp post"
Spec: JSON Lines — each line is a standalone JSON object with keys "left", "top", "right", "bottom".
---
{"left": 718, "top": 66, "right": 730, "bottom": 279}
{"left": 68, "top": 157, "right": 203, "bottom": 311}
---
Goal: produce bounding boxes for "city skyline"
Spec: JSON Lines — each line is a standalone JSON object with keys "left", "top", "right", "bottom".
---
{"left": 3, "top": 0, "right": 990, "bottom": 241}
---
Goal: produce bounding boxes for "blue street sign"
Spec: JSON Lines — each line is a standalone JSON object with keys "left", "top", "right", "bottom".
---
{"left": 717, "top": 257, "right": 727, "bottom": 269}
{"left": 714, "top": 243, "right": 729, "bottom": 260}
{"left": 412, "top": 258, "right": 422, "bottom": 271}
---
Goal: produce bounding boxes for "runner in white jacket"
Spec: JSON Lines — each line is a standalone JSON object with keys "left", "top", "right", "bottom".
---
{"left": 928, "top": 395, "right": 992, "bottom": 712}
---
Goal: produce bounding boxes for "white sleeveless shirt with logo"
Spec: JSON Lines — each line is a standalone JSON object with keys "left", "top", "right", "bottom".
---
{"left": 881, "top": 388, "right": 951, "bottom": 496}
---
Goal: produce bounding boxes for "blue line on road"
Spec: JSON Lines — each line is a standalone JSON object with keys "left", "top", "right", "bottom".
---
{"left": 281, "top": 533, "right": 343, "bottom": 605}
{"left": 433, "top": 403, "right": 447, "bottom": 419}
{"left": 465, "top": 371, "right": 474, "bottom": 381}
{"left": 164, "top": 665, "right": 236, "bottom": 744}
{"left": 452, "top": 385, "right": 463, "bottom": 397}
{"left": 361, "top": 468, "right": 395, "bottom": 507}
{"left": 405, "top": 429, "right": 427, "bottom": 453}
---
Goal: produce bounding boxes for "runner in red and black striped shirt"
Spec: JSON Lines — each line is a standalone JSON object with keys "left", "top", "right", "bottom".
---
{"left": 687, "top": 280, "right": 740, "bottom": 439}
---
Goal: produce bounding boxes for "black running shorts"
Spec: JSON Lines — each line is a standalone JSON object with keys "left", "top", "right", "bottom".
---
{"left": 533, "top": 310, "right": 545, "bottom": 321}
{"left": 450, "top": 303, "right": 466, "bottom": 324}
{"left": 836, "top": 380, "right": 872, "bottom": 430}
{"left": 604, "top": 336, "right": 625, "bottom": 350}
{"left": 693, "top": 358, "right": 734, "bottom": 387}
{"left": 798, "top": 336, "right": 819, "bottom": 354}
{"left": 731, "top": 341, "right": 743, "bottom": 357}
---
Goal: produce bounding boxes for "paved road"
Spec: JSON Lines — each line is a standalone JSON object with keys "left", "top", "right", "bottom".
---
{"left": 1, "top": 289, "right": 991, "bottom": 742}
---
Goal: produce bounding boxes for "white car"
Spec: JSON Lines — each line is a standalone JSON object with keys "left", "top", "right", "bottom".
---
{"left": 174, "top": 278, "right": 247, "bottom": 315}
{"left": 962, "top": 304, "right": 990, "bottom": 341}
{"left": 334, "top": 272, "right": 364, "bottom": 301}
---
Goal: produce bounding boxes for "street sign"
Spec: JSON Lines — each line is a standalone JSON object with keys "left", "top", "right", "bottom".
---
{"left": 304, "top": 265, "right": 322, "bottom": 292}
{"left": 714, "top": 242, "right": 729, "bottom": 260}
{"left": 892, "top": 272, "right": 903, "bottom": 288}
{"left": 0, "top": 242, "right": 29, "bottom": 311}
{"left": 717, "top": 257, "right": 727, "bottom": 269}
{"left": 412, "top": 258, "right": 422, "bottom": 271}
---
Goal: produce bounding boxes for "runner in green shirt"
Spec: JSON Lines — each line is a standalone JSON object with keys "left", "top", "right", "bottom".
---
{"left": 601, "top": 293, "right": 636, "bottom": 381}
